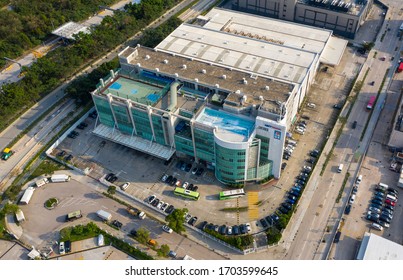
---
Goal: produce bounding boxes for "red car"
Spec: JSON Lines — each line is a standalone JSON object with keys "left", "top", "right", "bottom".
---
{"left": 385, "top": 199, "right": 396, "bottom": 206}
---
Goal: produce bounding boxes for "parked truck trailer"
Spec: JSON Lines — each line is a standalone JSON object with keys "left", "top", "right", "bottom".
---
{"left": 96, "top": 210, "right": 112, "bottom": 221}
{"left": 50, "top": 174, "right": 71, "bottom": 183}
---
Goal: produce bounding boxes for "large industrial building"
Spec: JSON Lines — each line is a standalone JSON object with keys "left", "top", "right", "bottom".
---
{"left": 230, "top": 0, "right": 373, "bottom": 39}
{"left": 90, "top": 8, "right": 346, "bottom": 184}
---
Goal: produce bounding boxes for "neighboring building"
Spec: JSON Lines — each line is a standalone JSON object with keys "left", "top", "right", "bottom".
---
{"left": 230, "top": 0, "right": 373, "bottom": 38}
{"left": 90, "top": 8, "right": 346, "bottom": 184}
{"left": 388, "top": 87, "right": 403, "bottom": 148}
{"left": 357, "top": 232, "right": 403, "bottom": 260}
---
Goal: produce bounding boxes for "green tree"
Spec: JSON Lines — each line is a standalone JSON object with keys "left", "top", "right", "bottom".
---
{"left": 165, "top": 208, "right": 188, "bottom": 233}
{"left": 266, "top": 227, "right": 282, "bottom": 245}
{"left": 86, "top": 222, "right": 98, "bottom": 234}
{"left": 107, "top": 186, "right": 116, "bottom": 195}
{"left": 158, "top": 244, "right": 170, "bottom": 257}
{"left": 72, "top": 224, "right": 84, "bottom": 235}
{"left": 136, "top": 227, "right": 150, "bottom": 244}
{"left": 3, "top": 203, "right": 19, "bottom": 214}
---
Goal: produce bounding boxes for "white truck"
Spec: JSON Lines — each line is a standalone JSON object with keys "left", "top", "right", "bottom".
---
{"left": 127, "top": 207, "right": 146, "bottom": 219}
{"left": 35, "top": 178, "right": 49, "bottom": 187}
{"left": 50, "top": 174, "right": 71, "bottom": 183}
{"left": 19, "top": 187, "right": 35, "bottom": 205}
{"left": 96, "top": 210, "right": 112, "bottom": 221}
{"left": 15, "top": 209, "right": 25, "bottom": 222}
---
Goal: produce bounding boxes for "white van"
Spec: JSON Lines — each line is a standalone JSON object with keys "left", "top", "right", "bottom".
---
{"left": 378, "top": 183, "right": 389, "bottom": 190}
{"left": 386, "top": 194, "right": 397, "bottom": 202}
{"left": 338, "top": 164, "right": 344, "bottom": 173}
{"left": 349, "top": 194, "right": 356, "bottom": 204}
{"left": 287, "top": 140, "right": 297, "bottom": 146}
{"left": 356, "top": 174, "right": 362, "bottom": 184}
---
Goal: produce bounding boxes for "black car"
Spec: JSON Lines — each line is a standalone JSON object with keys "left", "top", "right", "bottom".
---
{"left": 65, "top": 240, "right": 71, "bottom": 253}
{"left": 151, "top": 198, "right": 159, "bottom": 207}
{"left": 297, "top": 176, "right": 307, "bottom": 182}
{"left": 206, "top": 223, "right": 215, "bottom": 231}
{"left": 260, "top": 218, "right": 268, "bottom": 228}
{"left": 166, "top": 175, "right": 173, "bottom": 184}
{"left": 306, "top": 158, "right": 316, "bottom": 164}
{"left": 57, "top": 150, "right": 66, "bottom": 157}
{"left": 278, "top": 206, "right": 290, "bottom": 214}
{"left": 344, "top": 204, "right": 351, "bottom": 215}
{"left": 196, "top": 168, "right": 204, "bottom": 176}
{"left": 295, "top": 180, "right": 306, "bottom": 186}
{"left": 105, "top": 173, "right": 114, "bottom": 181}
{"left": 371, "top": 199, "right": 383, "bottom": 206}
{"left": 289, "top": 190, "right": 301, "bottom": 197}
{"left": 170, "top": 178, "right": 177, "bottom": 186}
{"left": 352, "top": 186, "right": 358, "bottom": 194}
{"left": 188, "top": 216, "right": 198, "bottom": 226}
{"left": 188, "top": 183, "right": 194, "bottom": 191}
{"left": 185, "top": 163, "right": 192, "bottom": 172}
{"left": 77, "top": 124, "right": 85, "bottom": 130}
{"left": 130, "top": 229, "right": 138, "bottom": 237}
{"left": 379, "top": 215, "right": 391, "bottom": 223}
{"left": 333, "top": 104, "right": 342, "bottom": 109}
{"left": 388, "top": 187, "right": 399, "bottom": 195}
{"left": 109, "top": 175, "right": 118, "bottom": 183}
{"left": 384, "top": 204, "right": 394, "bottom": 211}
{"left": 282, "top": 202, "right": 292, "bottom": 210}
{"left": 193, "top": 186, "right": 199, "bottom": 192}
{"left": 366, "top": 214, "right": 379, "bottom": 223}
{"left": 71, "top": 131, "right": 79, "bottom": 136}
{"left": 334, "top": 231, "right": 341, "bottom": 243}
{"left": 199, "top": 221, "right": 208, "bottom": 230}
{"left": 301, "top": 115, "right": 310, "bottom": 120}
{"left": 270, "top": 214, "right": 280, "bottom": 225}
{"left": 219, "top": 225, "right": 227, "bottom": 235}
{"left": 112, "top": 220, "right": 123, "bottom": 229}
{"left": 67, "top": 133, "right": 76, "bottom": 139}
{"left": 165, "top": 205, "right": 175, "bottom": 214}
{"left": 265, "top": 215, "right": 274, "bottom": 225}
{"left": 283, "top": 154, "right": 290, "bottom": 160}
{"left": 239, "top": 224, "right": 247, "bottom": 234}
{"left": 232, "top": 225, "right": 240, "bottom": 235}
{"left": 310, "top": 150, "right": 319, "bottom": 157}
{"left": 281, "top": 162, "right": 287, "bottom": 170}
{"left": 65, "top": 154, "right": 73, "bottom": 161}
{"left": 352, "top": 121, "right": 357, "bottom": 129}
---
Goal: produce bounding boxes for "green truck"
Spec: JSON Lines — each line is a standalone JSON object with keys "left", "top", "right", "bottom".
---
{"left": 1, "top": 148, "right": 14, "bottom": 160}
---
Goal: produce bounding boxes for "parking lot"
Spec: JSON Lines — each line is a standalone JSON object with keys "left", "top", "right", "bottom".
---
{"left": 45, "top": 44, "right": 367, "bottom": 248}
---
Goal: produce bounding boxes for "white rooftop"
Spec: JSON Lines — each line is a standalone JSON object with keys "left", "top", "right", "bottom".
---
{"left": 203, "top": 8, "right": 332, "bottom": 54}
{"left": 357, "top": 232, "right": 403, "bottom": 260}
{"left": 52, "top": 21, "right": 91, "bottom": 40}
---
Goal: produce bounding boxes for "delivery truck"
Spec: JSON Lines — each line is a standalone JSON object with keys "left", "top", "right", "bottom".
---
{"left": 50, "top": 174, "right": 71, "bottom": 183}
{"left": 96, "top": 210, "right": 112, "bottom": 221}
{"left": 35, "top": 178, "right": 49, "bottom": 188}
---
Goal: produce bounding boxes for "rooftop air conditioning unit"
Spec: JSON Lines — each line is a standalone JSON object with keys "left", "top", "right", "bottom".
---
{"left": 145, "top": 55, "right": 150, "bottom": 60}
{"left": 155, "top": 68, "right": 159, "bottom": 72}
{"left": 163, "top": 59, "right": 169, "bottom": 64}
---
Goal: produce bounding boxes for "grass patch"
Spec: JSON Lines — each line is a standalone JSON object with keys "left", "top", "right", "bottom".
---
{"left": 204, "top": 228, "right": 253, "bottom": 250}
{"left": 45, "top": 198, "right": 58, "bottom": 208}
{"left": 28, "top": 158, "right": 66, "bottom": 181}
{"left": 336, "top": 172, "right": 350, "bottom": 203}
{"left": 219, "top": 206, "right": 249, "bottom": 212}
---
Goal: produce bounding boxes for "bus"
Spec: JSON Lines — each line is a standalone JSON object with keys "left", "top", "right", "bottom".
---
{"left": 219, "top": 189, "right": 246, "bottom": 200}
{"left": 65, "top": 210, "right": 82, "bottom": 222}
{"left": 173, "top": 187, "right": 200, "bottom": 200}
{"left": 366, "top": 96, "right": 376, "bottom": 110}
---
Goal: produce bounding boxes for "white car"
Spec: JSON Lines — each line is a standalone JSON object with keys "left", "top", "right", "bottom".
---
{"left": 371, "top": 223, "right": 383, "bottom": 231}
{"left": 157, "top": 201, "right": 164, "bottom": 209}
{"left": 303, "top": 166, "right": 312, "bottom": 172}
{"left": 120, "top": 182, "right": 130, "bottom": 191}
{"left": 246, "top": 223, "right": 251, "bottom": 232}
{"left": 161, "top": 203, "right": 169, "bottom": 212}
{"left": 162, "top": 225, "right": 173, "bottom": 234}
{"left": 161, "top": 174, "right": 168, "bottom": 182}
{"left": 295, "top": 128, "right": 305, "bottom": 135}
{"left": 226, "top": 226, "right": 233, "bottom": 235}
{"left": 307, "top": 102, "right": 316, "bottom": 108}
{"left": 182, "top": 182, "right": 189, "bottom": 189}
{"left": 59, "top": 241, "right": 65, "bottom": 255}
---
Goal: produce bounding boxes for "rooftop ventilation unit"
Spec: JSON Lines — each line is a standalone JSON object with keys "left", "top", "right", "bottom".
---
{"left": 155, "top": 68, "right": 159, "bottom": 72}
{"left": 222, "top": 75, "right": 227, "bottom": 79}
{"left": 259, "top": 95, "right": 264, "bottom": 101}
{"left": 215, "top": 84, "right": 220, "bottom": 88}
{"left": 137, "top": 44, "right": 141, "bottom": 47}
{"left": 235, "top": 90, "right": 241, "bottom": 94}
{"left": 265, "top": 86, "right": 270, "bottom": 91}
{"left": 174, "top": 73, "right": 179, "bottom": 77}
{"left": 145, "top": 55, "right": 150, "bottom": 60}
{"left": 182, "top": 64, "right": 187, "bottom": 69}
{"left": 201, "top": 69, "right": 207, "bottom": 74}
{"left": 136, "top": 63, "right": 141, "bottom": 67}
{"left": 163, "top": 59, "right": 169, "bottom": 64}
{"left": 243, "top": 78, "right": 248, "bottom": 85}
{"left": 195, "top": 78, "right": 199, "bottom": 82}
